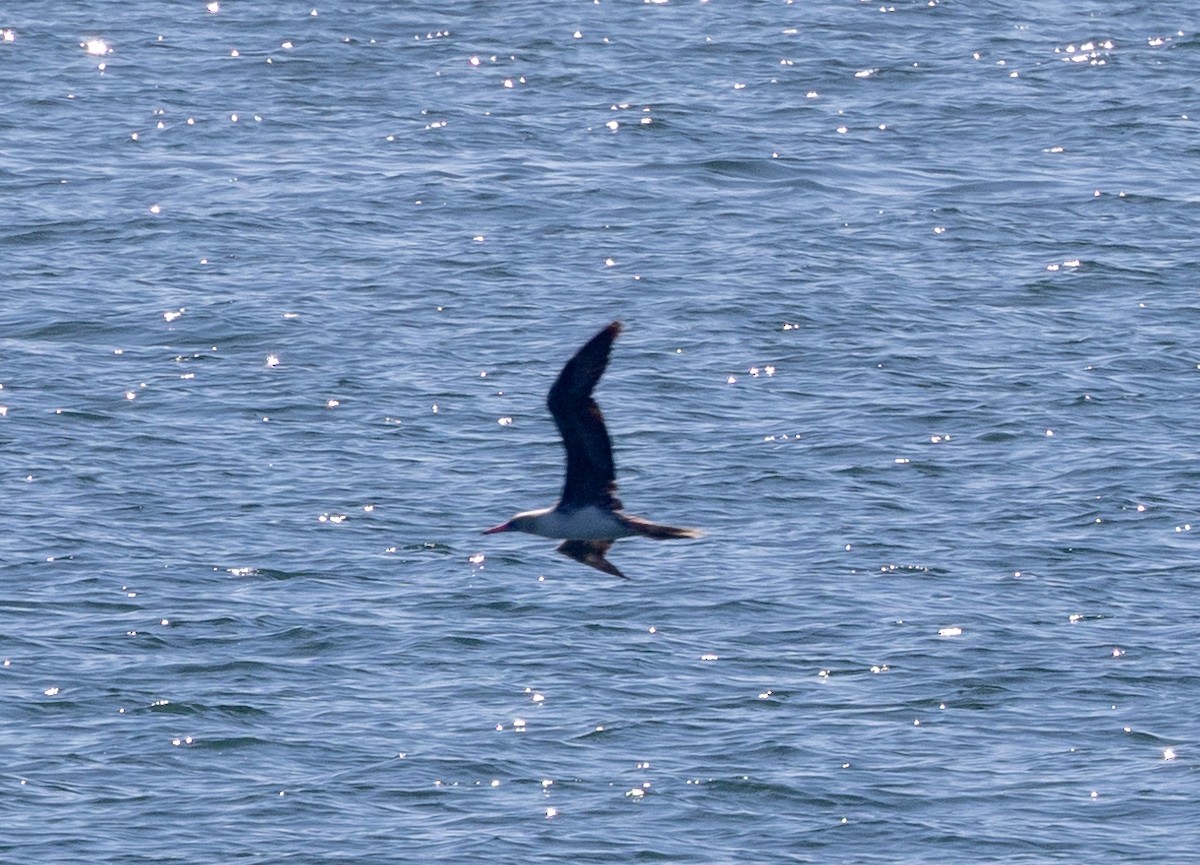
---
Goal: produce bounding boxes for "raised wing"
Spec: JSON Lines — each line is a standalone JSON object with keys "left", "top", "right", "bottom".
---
{"left": 546, "top": 321, "right": 623, "bottom": 511}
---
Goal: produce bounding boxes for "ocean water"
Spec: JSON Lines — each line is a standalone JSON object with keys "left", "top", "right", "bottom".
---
{"left": 2, "top": 1, "right": 1199, "bottom": 862}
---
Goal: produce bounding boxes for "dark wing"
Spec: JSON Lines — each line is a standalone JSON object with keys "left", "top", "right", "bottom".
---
{"left": 557, "top": 539, "right": 628, "bottom": 579}
{"left": 547, "top": 321, "right": 623, "bottom": 511}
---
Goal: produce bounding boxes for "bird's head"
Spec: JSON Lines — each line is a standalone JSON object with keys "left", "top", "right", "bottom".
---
{"left": 482, "top": 511, "right": 540, "bottom": 535}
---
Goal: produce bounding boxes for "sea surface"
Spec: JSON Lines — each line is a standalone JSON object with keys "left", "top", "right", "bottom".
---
{"left": 2, "top": 1, "right": 1199, "bottom": 862}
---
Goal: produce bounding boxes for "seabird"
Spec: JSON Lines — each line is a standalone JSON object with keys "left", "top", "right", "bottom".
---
{"left": 483, "top": 320, "right": 700, "bottom": 578}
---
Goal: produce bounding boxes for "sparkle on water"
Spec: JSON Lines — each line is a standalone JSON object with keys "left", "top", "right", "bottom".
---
{"left": 3, "top": 2, "right": 1199, "bottom": 863}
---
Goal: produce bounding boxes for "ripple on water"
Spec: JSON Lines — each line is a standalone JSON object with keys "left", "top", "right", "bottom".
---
{"left": 3, "top": 0, "right": 1200, "bottom": 861}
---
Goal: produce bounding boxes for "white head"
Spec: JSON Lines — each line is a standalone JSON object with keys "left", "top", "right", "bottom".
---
{"left": 482, "top": 510, "right": 543, "bottom": 536}
{"left": 484, "top": 513, "right": 537, "bottom": 532}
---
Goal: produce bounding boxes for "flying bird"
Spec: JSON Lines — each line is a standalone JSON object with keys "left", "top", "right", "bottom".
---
{"left": 484, "top": 321, "right": 700, "bottom": 578}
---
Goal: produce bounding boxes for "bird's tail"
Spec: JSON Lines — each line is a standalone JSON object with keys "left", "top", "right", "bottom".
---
{"left": 621, "top": 514, "right": 703, "bottom": 540}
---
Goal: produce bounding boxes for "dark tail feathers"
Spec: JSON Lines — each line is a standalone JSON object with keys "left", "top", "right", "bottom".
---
{"left": 622, "top": 515, "right": 702, "bottom": 540}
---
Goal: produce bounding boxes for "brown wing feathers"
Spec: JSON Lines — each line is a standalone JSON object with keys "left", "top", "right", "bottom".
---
{"left": 546, "top": 321, "right": 622, "bottom": 511}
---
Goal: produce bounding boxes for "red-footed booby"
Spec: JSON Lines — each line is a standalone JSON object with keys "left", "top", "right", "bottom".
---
{"left": 484, "top": 321, "right": 700, "bottom": 578}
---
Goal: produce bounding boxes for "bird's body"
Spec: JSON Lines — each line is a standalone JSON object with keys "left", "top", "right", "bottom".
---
{"left": 484, "top": 321, "right": 700, "bottom": 578}
{"left": 495, "top": 505, "right": 640, "bottom": 541}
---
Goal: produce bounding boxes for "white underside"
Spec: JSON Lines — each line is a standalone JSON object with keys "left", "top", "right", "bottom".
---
{"left": 517, "top": 505, "right": 636, "bottom": 541}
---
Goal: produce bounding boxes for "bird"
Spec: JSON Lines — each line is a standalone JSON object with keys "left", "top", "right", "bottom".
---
{"left": 483, "top": 320, "right": 700, "bottom": 578}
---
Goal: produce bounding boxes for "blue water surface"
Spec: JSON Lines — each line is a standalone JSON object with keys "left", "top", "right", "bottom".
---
{"left": 2, "top": 2, "right": 1199, "bottom": 862}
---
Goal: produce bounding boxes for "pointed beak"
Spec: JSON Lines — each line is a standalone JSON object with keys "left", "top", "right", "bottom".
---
{"left": 482, "top": 522, "right": 512, "bottom": 535}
